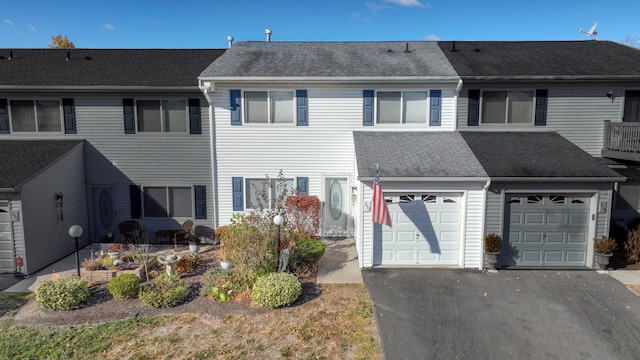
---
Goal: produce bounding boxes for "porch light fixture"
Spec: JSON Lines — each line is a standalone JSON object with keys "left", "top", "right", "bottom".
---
{"left": 68, "top": 225, "right": 83, "bottom": 278}
{"left": 606, "top": 91, "right": 614, "bottom": 102}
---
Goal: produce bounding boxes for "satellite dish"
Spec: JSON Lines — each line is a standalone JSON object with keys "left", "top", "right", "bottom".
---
{"left": 579, "top": 22, "right": 598, "bottom": 40}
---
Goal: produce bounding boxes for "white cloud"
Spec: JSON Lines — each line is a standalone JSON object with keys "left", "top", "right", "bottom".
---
{"left": 425, "top": 34, "right": 439, "bottom": 41}
{"left": 384, "top": 0, "right": 427, "bottom": 8}
{"left": 3, "top": 19, "right": 14, "bottom": 25}
{"left": 367, "top": 1, "right": 390, "bottom": 11}
{"left": 27, "top": 24, "right": 36, "bottom": 32}
{"left": 103, "top": 23, "right": 115, "bottom": 30}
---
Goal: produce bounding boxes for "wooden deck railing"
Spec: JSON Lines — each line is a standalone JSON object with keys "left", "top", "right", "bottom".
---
{"left": 603, "top": 120, "right": 640, "bottom": 153}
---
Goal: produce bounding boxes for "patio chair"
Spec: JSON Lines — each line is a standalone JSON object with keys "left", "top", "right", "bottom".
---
{"left": 173, "top": 220, "right": 193, "bottom": 250}
{"left": 118, "top": 220, "right": 142, "bottom": 243}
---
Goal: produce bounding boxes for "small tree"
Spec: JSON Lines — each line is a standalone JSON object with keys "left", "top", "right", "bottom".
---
{"left": 126, "top": 223, "right": 154, "bottom": 282}
{"left": 48, "top": 34, "right": 75, "bottom": 48}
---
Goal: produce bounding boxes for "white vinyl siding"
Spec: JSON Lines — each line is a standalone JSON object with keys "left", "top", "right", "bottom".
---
{"left": 464, "top": 189, "right": 484, "bottom": 268}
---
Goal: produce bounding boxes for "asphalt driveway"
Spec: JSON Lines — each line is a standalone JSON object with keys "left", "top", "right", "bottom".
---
{"left": 363, "top": 268, "right": 640, "bottom": 360}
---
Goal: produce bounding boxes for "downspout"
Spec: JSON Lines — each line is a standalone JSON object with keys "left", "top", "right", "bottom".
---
{"left": 479, "top": 179, "right": 491, "bottom": 270}
{"left": 199, "top": 81, "right": 217, "bottom": 227}
{"left": 454, "top": 79, "right": 463, "bottom": 130}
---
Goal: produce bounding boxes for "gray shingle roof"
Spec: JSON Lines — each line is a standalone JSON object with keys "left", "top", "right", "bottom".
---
{"left": 200, "top": 42, "right": 458, "bottom": 78}
{"left": 437, "top": 41, "right": 640, "bottom": 80}
{"left": 460, "top": 132, "right": 623, "bottom": 179}
{"left": 0, "top": 140, "right": 83, "bottom": 190}
{"left": 0, "top": 49, "right": 225, "bottom": 87}
{"left": 354, "top": 132, "right": 487, "bottom": 178}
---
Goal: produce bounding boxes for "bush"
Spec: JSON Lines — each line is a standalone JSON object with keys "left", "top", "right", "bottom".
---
{"left": 483, "top": 233, "right": 502, "bottom": 252}
{"left": 252, "top": 272, "right": 301, "bottom": 308}
{"left": 35, "top": 276, "right": 90, "bottom": 311}
{"left": 108, "top": 273, "right": 140, "bottom": 299}
{"left": 226, "top": 215, "right": 275, "bottom": 287}
{"left": 288, "top": 239, "right": 325, "bottom": 277}
{"left": 175, "top": 254, "right": 199, "bottom": 275}
{"left": 625, "top": 227, "right": 640, "bottom": 263}
{"left": 200, "top": 268, "right": 235, "bottom": 301}
{"left": 594, "top": 235, "right": 617, "bottom": 254}
{"left": 139, "top": 274, "right": 188, "bottom": 308}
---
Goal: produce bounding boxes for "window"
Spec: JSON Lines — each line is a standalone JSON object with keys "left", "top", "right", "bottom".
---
{"left": 482, "top": 91, "right": 533, "bottom": 124}
{"left": 137, "top": 100, "right": 186, "bottom": 132}
{"left": 245, "top": 91, "right": 294, "bottom": 124}
{"left": 143, "top": 186, "right": 192, "bottom": 217}
{"left": 10, "top": 99, "right": 61, "bottom": 132}
{"left": 245, "top": 178, "right": 294, "bottom": 209}
{"left": 377, "top": 91, "right": 428, "bottom": 124}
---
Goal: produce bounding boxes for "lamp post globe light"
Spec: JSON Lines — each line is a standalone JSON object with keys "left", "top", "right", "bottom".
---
{"left": 68, "top": 225, "right": 83, "bottom": 278}
{"left": 273, "top": 215, "right": 283, "bottom": 267}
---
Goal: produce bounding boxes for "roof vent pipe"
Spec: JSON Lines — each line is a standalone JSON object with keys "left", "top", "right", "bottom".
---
{"left": 405, "top": 42, "right": 410, "bottom": 53}
{"left": 66, "top": 51, "right": 70, "bottom": 61}
{"left": 265, "top": 29, "right": 272, "bottom": 42}
{"left": 227, "top": 36, "right": 234, "bottom": 48}
{"left": 8, "top": 50, "right": 12, "bottom": 60}
{"left": 451, "top": 41, "right": 457, "bottom": 52}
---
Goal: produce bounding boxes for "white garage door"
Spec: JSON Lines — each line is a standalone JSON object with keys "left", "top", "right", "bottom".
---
{"left": 374, "top": 193, "right": 462, "bottom": 266}
{"left": 504, "top": 194, "right": 590, "bottom": 267}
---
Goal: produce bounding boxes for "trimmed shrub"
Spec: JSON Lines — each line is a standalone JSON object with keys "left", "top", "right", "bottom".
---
{"left": 108, "top": 273, "right": 140, "bottom": 299}
{"left": 139, "top": 273, "right": 188, "bottom": 308}
{"left": 252, "top": 272, "right": 301, "bottom": 308}
{"left": 626, "top": 227, "right": 640, "bottom": 263}
{"left": 288, "top": 238, "right": 325, "bottom": 277}
{"left": 35, "top": 277, "right": 90, "bottom": 311}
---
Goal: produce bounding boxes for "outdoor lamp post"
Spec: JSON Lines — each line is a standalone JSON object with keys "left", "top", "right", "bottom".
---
{"left": 273, "top": 214, "right": 283, "bottom": 260}
{"left": 68, "top": 225, "right": 83, "bottom": 278}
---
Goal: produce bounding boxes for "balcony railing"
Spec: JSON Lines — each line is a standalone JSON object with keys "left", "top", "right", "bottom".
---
{"left": 602, "top": 120, "right": 640, "bottom": 161}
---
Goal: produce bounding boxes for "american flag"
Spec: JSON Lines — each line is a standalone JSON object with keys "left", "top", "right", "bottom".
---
{"left": 372, "top": 168, "right": 391, "bottom": 227}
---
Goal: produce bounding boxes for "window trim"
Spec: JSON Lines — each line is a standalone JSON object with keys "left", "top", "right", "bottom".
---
{"left": 242, "top": 89, "right": 297, "bottom": 125}
{"left": 7, "top": 97, "right": 64, "bottom": 133}
{"left": 479, "top": 89, "right": 536, "bottom": 125}
{"left": 134, "top": 98, "right": 189, "bottom": 133}
{"left": 372, "top": 89, "right": 435, "bottom": 125}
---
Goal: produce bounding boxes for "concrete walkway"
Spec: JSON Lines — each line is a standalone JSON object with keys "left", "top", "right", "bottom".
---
{"left": 316, "top": 237, "right": 363, "bottom": 284}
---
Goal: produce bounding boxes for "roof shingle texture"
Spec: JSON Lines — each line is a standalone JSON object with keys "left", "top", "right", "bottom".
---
{"left": 0, "top": 49, "right": 225, "bottom": 86}
{"left": 200, "top": 41, "right": 458, "bottom": 78}
{"left": 460, "top": 132, "right": 622, "bottom": 178}
{"left": 353, "top": 132, "right": 487, "bottom": 178}
{"left": 437, "top": 40, "right": 640, "bottom": 79}
{"left": 0, "top": 140, "right": 83, "bottom": 189}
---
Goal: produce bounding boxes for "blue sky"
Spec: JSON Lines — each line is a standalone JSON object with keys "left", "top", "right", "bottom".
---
{"left": 1, "top": 0, "right": 639, "bottom": 48}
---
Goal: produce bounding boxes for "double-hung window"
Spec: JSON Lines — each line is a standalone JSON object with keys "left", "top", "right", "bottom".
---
{"left": 481, "top": 91, "right": 533, "bottom": 124}
{"left": 137, "top": 100, "right": 187, "bottom": 132}
{"left": 143, "top": 186, "right": 192, "bottom": 217}
{"left": 10, "top": 99, "right": 61, "bottom": 132}
{"left": 377, "top": 91, "right": 428, "bottom": 124}
{"left": 245, "top": 178, "right": 294, "bottom": 209}
{"left": 245, "top": 91, "right": 294, "bottom": 124}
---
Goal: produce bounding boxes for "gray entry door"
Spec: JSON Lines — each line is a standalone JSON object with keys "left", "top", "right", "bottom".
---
{"left": 0, "top": 202, "right": 14, "bottom": 273}
{"left": 503, "top": 194, "right": 590, "bottom": 267}
{"left": 91, "top": 186, "right": 117, "bottom": 241}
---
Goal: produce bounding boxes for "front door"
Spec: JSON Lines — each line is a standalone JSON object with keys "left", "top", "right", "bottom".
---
{"left": 0, "top": 201, "right": 14, "bottom": 273}
{"left": 91, "top": 186, "right": 117, "bottom": 242}
{"left": 623, "top": 90, "right": 640, "bottom": 122}
{"left": 322, "top": 177, "right": 351, "bottom": 237}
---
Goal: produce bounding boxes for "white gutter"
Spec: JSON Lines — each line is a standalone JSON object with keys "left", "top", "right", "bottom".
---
{"left": 199, "top": 76, "right": 461, "bottom": 83}
{"left": 358, "top": 176, "right": 490, "bottom": 182}
{"left": 0, "top": 85, "right": 201, "bottom": 92}
{"left": 455, "top": 79, "right": 463, "bottom": 94}
{"left": 198, "top": 81, "right": 218, "bottom": 228}
{"left": 490, "top": 177, "right": 625, "bottom": 182}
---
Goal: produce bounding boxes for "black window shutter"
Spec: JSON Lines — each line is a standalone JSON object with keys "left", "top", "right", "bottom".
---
{"left": 123, "top": 98, "right": 136, "bottom": 134}
{"left": 296, "top": 177, "right": 309, "bottom": 195}
{"left": 534, "top": 89, "right": 548, "bottom": 126}
{"left": 363, "top": 90, "right": 374, "bottom": 126}
{"left": 232, "top": 177, "right": 244, "bottom": 211}
{"left": 429, "top": 90, "right": 442, "bottom": 126}
{"left": 188, "top": 98, "right": 202, "bottom": 134}
{"left": 62, "top": 98, "right": 76, "bottom": 134}
{"left": 0, "top": 99, "right": 9, "bottom": 134}
{"left": 194, "top": 185, "right": 207, "bottom": 219}
{"left": 296, "top": 90, "right": 308, "bottom": 126}
{"left": 129, "top": 185, "right": 142, "bottom": 219}
{"left": 230, "top": 90, "right": 242, "bottom": 126}
{"left": 467, "top": 90, "right": 480, "bottom": 126}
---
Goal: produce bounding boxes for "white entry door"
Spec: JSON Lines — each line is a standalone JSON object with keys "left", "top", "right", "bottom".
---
{"left": 374, "top": 193, "right": 462, "bottom": 266}
{"left": 0, "top": 201, "right": 14, "bottom": 273}
{"left": 91, "top": 186, "right": 118, "bottom": 241}
{"left": 322, "top": 177, "right": 352, "bottom": 237}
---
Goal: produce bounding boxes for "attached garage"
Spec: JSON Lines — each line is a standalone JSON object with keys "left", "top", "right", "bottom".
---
{"left": 374, "top": 193, "right": 462, "bottom": 266}
{"left": 504, "top": 193, "right": 591, "bottom": 267}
